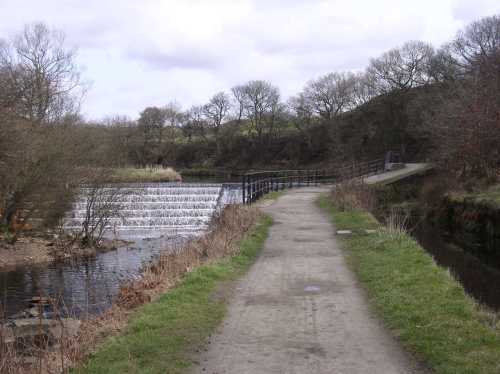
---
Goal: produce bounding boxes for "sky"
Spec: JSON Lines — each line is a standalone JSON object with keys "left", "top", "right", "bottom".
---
{"left": 0, "top": 0, "right": 499, "bottom": 120}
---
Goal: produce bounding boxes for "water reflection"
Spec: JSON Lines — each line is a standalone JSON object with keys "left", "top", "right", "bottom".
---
{"left": 0, "top": 235, "right": 187, "bottom": 318}
{"left": 1, "top": 182, "right": 243, "bottom": 319}
{"left": 413, "top": 220, "right": 500, "bottom": 311}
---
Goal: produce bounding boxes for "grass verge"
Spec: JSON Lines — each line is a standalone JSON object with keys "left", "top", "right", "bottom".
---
{"left": 110, "top": 166, "right": 181, "bottom": 183}
{"left": 317, "top": 194, "right": 500, "bottom": 374}
{"left": 450, "top": 184, "right": 500, "bottom": 208}
{"left": 260, "top": 190, "right": 286, "bottom": 201}
{"left": 76, "top": 214, "right": 272, "bottom": 374}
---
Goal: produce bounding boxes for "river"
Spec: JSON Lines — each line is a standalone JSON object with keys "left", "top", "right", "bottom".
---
{"left": 412, "top": 218, "right": 500, "bottom": 311}
{"left": 0, "top": 182, "right": 242, "bottom": 319}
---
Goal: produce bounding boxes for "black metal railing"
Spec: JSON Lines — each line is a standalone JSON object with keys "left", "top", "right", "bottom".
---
{"left": 242, "top": 158, "right": 386, "bottom": 204}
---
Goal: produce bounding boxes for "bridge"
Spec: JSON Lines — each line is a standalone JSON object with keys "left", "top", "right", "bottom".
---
{"left": 242, "top": 154, "right": 433, "bottom": 204}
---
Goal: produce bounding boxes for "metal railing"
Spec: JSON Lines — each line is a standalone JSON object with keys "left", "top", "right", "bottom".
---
{"left": 242, "top": 158, "right": 386, "bottom": 204}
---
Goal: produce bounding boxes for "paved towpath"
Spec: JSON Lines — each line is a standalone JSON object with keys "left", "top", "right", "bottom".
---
{"left": 364, "top": 163, "right": 432, "bottom": 185}
{"left": 193, "top": 188, "right": 425, "bottom": 374}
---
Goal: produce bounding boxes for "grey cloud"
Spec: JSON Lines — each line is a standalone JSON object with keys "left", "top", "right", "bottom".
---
{"left": 1, "top": 0, "right": 498, "bottom": 119}
{"left": 452, "top": 0, "right": 500, "bottom": 22}
{"left": 127, "top": 47, "right": 220, "bottom": 70}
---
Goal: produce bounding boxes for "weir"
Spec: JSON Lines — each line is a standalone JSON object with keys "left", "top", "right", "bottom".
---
{"left": 63, "top": 183, "right": 242, "bottom": 239}
{"left": 1, "top": 183, "right": 243, "bottom": 319}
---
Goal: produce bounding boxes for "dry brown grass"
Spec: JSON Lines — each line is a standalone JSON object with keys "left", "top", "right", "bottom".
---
{"left": 109, "top": 166, "right": 181, "bottom": 183}
{"left": 0, "top": 205, "right": 260, "bottom": 374}
{"left": 330, "top": 179, "right": 376, "bottom": 212}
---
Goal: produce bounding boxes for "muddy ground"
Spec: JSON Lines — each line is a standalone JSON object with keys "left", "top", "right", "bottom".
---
{"left": 0, "top": 234, "right": 127, "bottom": 271}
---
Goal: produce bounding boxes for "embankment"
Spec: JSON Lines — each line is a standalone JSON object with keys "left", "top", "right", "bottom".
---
{"left": 1, "top": 205, "right": 270, "bottom": 373}
{"left": 318, "top": 194, "right": 500, "bottom": 374}
{"left": 431, "top": 196, "right": 500, "bottom": 267}
{"left": 77, "top": 206, "right": 271, "bottom": 373}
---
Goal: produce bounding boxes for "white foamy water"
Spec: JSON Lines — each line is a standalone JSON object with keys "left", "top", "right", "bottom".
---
{"left": 64, "top": 183, "right": 242, "bottom": 240}
{"left": 1, "top": 183, "right": 243, "bottom": 319}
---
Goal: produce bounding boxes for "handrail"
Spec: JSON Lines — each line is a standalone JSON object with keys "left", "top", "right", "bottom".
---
{"left": 241, "top": 158, "right": 387, "bottom": 204}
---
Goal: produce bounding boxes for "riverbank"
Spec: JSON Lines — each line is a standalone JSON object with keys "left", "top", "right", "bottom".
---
{"left": 1, "top": 205, "right": 268, "bottom": 373}
{"left": 317, "top": 194, "right": 500, "bottom": 374}
{"left": 77, "top": 208, "right": 271, "bottom": 373}
{"left": 0, "top": 234, "right": 125, "bottom": 271}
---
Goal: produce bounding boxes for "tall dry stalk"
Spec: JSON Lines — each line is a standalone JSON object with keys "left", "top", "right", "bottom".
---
{"left": 330, "top": 179, "right": 376, "bottom": 212}
{"left": 383, "top": 207, "right": 410, "bottom": 240}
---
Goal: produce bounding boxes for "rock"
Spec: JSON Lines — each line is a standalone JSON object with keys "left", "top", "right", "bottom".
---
{"left": 3, "top": 318, "right": 81, "bottom": 346}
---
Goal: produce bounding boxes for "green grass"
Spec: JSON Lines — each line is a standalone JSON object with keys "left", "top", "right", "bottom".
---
{"left": 316, "top": 194, "right": 379, "bottom": 231}
{"left": 76, "top": 215, "right": 272, "bottom": 374}
{"left": 318, "top": 194, "right": 500, "bottom": 374}
{"left": 259, "top": 190, "right": 286, "bottom": 201}
{"left": 110, "top": 166, "right": 181, "bottom": 183}
{"left": 457, "top": 184, "right": 500, "bottom": 207}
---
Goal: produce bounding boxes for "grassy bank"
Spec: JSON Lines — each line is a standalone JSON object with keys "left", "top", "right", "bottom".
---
{"left": 77, "top": 214, "right": 272, "bottom": 374}
{"left": 110, "top": 166, "right": 181, "bottom": 183}
{"left": 317, "top": 194, "right": 500, "bottom": 374}
{"left": 454, "top": 184, "right": 500, "bottom": 207}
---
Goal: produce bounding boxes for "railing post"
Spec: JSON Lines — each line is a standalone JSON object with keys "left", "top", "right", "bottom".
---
{"left": 250, "top": 178, "right": 254, "bottom": 204}
{"left": 256, "top": 177, "right": 260, "bottom": 200}
{"left": 242, "top": 175, "right": 246, "bottom": 204}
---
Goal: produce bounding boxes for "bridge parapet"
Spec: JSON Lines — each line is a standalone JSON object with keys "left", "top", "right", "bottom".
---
{"left": 242, "top": 158, "right": 386, "bottom": 204}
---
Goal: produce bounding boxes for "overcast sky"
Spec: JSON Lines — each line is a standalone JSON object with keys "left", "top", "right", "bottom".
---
{"left": 1, "top": 0, "right": 499, "bottom": 120}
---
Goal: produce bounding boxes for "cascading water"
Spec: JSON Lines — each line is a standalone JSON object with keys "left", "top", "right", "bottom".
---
{"left": 1, "top": 183, "right": 243, "bottom": 318}
{"left": 63, "top": 183, "right": 237, "bottom": 239}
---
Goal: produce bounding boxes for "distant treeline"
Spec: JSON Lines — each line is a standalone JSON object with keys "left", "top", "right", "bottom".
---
{"left": 1, "top": 15, "right": 500, "bottom": 230}
{"left": 84, "top": 14, "right": 500, "bottom": 178}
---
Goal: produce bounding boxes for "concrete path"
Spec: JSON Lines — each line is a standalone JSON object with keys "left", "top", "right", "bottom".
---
{"left": 364, "top": 163, "right": 432, "bottom": 186}
{"left": 192, "top": 188, "right": 425, "bottom": 374}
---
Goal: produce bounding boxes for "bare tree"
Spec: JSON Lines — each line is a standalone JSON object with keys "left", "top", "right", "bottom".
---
{"left": 352, "top": 72, "right": 377, "bottom": 107}
{"left": 163, "top": 102, "right": 183, "bottom": 128}
{"left": 0, "top": 24, "right": 88, "bottom": 234}
{"left": 79, "top": 176, "right": 129, "bottom": 247}
{"left": 366, "top": 40, "right": 435, "bottom": 94}
{"left": 234, "top": 80, "right": 280, "bottom": 143}
{"left": 450, "top": 14, "right": 500, "bottom": 77}
{"left": 184, "top": 105, "right": 208, "bottom": 142}
{"left": 97, "top": 115, "right": 136, "bottom": 166}
{"left": 288, "top": 93, "right": 315, "bottom": 149}
{"left": 429, "top": 78, "right": 500, "bottom": 180}
{"left": 427, "top": 47, "right": 462, "bottom": 83}
{"left": 428, "top": 15, "right": 500, "bottom": 181}
{"left": 0, "top": 23, "right": 85, "bottom": 123}
{"left": 203, "top": 91, "right": 231, "bottom": 154}
{"left": 231, "top": 85, "right": 246, "bottom": 123}
{"left": 303, "top": 72, "right": 357, "bottom": 120}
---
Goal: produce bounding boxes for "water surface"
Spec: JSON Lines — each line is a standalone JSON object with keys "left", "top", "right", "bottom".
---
{"left": 413, "top": 220, "right": 500, "bottom": 311}
{"left": 1, "top": 182, "right": 242, "bottom": 319}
